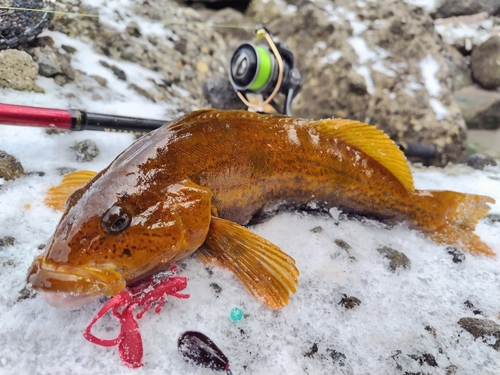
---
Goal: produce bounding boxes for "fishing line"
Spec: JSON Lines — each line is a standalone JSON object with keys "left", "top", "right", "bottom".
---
{"left": 0, "top": 4, "right": 255, "bottom": 30}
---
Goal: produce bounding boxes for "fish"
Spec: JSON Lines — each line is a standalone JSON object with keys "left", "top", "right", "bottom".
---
{"left": 27, "top": 109, "right": 495, "bottom": 310}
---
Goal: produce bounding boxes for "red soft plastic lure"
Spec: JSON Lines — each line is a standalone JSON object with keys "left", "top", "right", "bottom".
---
{"left": 83, "top": 266, "right": 189, "bottom": 368}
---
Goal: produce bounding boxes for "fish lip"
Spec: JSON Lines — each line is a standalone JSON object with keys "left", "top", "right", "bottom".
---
{"left": 27, "top": 255, "right": 126, "bottom": 298}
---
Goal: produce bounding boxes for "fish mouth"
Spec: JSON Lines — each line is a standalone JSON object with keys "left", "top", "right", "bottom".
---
{"left": 27, "top": 255, "right": 127, "bottom": 307}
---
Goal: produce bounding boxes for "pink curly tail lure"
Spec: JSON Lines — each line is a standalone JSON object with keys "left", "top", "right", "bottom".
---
{"left": 83, "top": 266, "right": 189, "bottom": 368}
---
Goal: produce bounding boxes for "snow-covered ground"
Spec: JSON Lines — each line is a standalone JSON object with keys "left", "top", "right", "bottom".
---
{"left": 1, "top": 1, "right": 500, "bottom": 374}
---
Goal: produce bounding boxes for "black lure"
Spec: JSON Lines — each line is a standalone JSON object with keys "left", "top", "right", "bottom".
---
{"left": 178, "top": 331, "right": 233, "bottom": 374}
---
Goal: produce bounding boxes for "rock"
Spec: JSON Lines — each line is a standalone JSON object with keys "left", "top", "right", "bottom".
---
{"left": 90, "top": 75, "right": 108, "bottom": 87}
{"left": 457, "top": 317, "right": 500, "bottom": 351}
{"left": 338, "top": 294, "right": 361, "bottom": 309}
{"left": 471, "top": 36, "right": 500, "bottom": 90}
{"left": 128, "top": 83, "right": 156, "bottom": 102}
{"left": 377, "top": 246, "right": 411, "bottom": 271}
{"left": 99, "top": 60, "right": 127, "bottom": 81}
{"left": 454, "top": 85, "right": 500, "bottom": 130}
{"left": 203, "top": 74, "right": 247, "bottom": 110}
{"left": 125, "top": 21, "right": 142, "bottom": 37}
{"left": 61, "top": 44, "right": 77, "bottom": 54}
{"left": 334, "top": 239, "right": 351, "bottom": 251}
{"left": 0, "top": 49, "right": 39, "bottom": 91}
{"left": 432, "top": 1, "right": 500, "bottom": 18}
{"left": 203, "top": 7, "right": 254, "bottom": 50}
{"left": 467, "top": 153, "right": 498, "bottom": 170}
{"left": 446, "top": 247, "right": 466, "bottom": 263}
{"left": 31, "top": 47, "right": 63, "bottom": 77}
{"left": 71, "top": 140, "right": 99, "bottom": 162}
{"left": 178, "top": 0, "right": 251, "bottom": 12}
{"left": 309, "top": 226, "right": 323, "bottom": 233}
{"left": 0, "top": 236, "right": 15, "bottom": 247}
{"left": 264, "top": 0, "right": 468, "bottom": 165}
{"left": 0, "top": 151, "right": 24, "bottom": 180}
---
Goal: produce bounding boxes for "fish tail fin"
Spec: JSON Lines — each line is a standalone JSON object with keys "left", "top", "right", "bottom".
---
{"left": 413, "top": 190, "right": 495, "bottom": 256}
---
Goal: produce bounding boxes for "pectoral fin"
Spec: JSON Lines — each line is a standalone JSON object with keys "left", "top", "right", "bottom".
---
{"left": 198, "top": 217, "right": 299, "bottom": 309}
{"left": 45, "top": 170, "right": 97, "bottom": 210}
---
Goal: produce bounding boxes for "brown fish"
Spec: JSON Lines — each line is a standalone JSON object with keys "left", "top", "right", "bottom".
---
{"left": 28, "top": 109, "right": 495, "bottom": 309}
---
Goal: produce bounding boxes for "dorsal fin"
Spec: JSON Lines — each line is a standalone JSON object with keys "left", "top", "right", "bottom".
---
{"left": 312, "top": 118, "right": 414, "bottom": 192}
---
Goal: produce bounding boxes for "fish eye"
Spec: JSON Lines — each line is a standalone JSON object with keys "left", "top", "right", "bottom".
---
{"left": 101, "top": 205, "right": 131, "bottom": 235}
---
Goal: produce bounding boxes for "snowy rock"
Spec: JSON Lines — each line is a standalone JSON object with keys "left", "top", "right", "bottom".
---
{"left": 0, "top": 150, "right": 24, "bottom": 180}
{"left": 72, "top": 140, "right": 99, "bottom": 162}
{"left": 432, "top": 0, "right": 500, "bottom": 19}
{"left": 377, "top": 246, "right": 411, "bottom": 271}
{"left": 0, "top": 236, "right": 15, "bottom": 248}
{"left": 457, "top": 317, "right": 500, "bottom": 351}
{"left": 471, "top": 35, "right": 500, "bottom": 90}
{"left": 0, "top": 49, "right": 40, "bottom": 91}
{"left": 454, "top": 85, "right": 500, "bottom": 129}
{"left": 467, "top": 153, "right": 498, "bottom": 170}
{"left": 265, "top": 0, "right": 467, "bottom": 165}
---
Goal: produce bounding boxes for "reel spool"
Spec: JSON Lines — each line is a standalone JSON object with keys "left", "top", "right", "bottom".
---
{"left": 229, "top": 27, "right": 302, "bottom": 116}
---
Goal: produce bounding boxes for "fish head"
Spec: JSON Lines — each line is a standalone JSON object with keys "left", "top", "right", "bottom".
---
{"left": 27, "top": 173, "right": 212, "bottom": 309}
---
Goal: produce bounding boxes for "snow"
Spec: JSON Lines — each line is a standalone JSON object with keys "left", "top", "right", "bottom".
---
{"left": 1, "top": 3, "right": 500, "bottom": 375}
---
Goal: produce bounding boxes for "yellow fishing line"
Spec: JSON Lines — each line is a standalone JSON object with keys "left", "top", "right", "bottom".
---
{"left": 0, "top": 5, "right": 253, "bottom": 30}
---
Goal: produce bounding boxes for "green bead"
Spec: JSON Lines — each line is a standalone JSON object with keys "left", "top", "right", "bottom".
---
{"left": 230, "top": 307, "right": 243, "bottom": 321}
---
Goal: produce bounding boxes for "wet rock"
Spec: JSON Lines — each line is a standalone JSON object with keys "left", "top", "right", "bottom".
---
{"left": 432, "top": 1, "right": 500, "bottom": 18}
{"left": 457, "top": 317, "right": 500, "bottom": 351}
{"left": 0, "top": 49, "right": 39, "bottom": 91}
{"left": 467, "top": 153, "right": 498, "bottom": 170}
{"left": 377, "top": 246, "right": 411, "bottom": 271}
{"left": 471, "top": 36, "right": 500, "bottom": 90}
{"left": 446, "top": 246, "right": 465, "bottom": 263}
{"left": 339, "top": 294, "right": 361, "bottom": 309}
{"left": 454, "top": 85, "right": 500, "bottom": 130}
{"left": 0, "top": 236, "right": 15, "bottom": 248}
{"left": 72, "top": 140, "right": 99, "bottom": 162}
{"left": 0, "top": 150, "right": 24, "bottom": 180}
{"left": 203, "top": 74, "right": 247, "bottom": 110}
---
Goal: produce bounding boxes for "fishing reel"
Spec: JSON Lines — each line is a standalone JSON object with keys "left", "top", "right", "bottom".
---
{"left": 229, "top": 27, "right": 302, "bottom": 116}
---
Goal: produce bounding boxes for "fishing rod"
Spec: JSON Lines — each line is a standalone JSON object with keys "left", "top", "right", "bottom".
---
{"left": 0, "top": 102, "right": 437, "bottom": 158}
{"left": 0, "top": 103, "right": 166, "bottom": 135}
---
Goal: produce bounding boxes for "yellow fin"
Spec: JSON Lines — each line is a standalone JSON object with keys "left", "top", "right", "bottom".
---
{"left": 313, "top": 118, "right": 414, "bottom": 192}
{"left": 45, "top": 170, "right": 97, "bottom": 210}
{"left": 198, "top": 217, "right": 299, "bottom": 309}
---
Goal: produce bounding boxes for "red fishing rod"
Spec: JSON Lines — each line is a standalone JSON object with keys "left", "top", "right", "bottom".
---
{"left": 0, "top": 103, "right": 166, "bottom": 134}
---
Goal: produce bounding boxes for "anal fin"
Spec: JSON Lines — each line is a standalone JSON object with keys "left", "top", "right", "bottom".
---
{"left": 198, "top": 217, "right": 299, "bottom": 309}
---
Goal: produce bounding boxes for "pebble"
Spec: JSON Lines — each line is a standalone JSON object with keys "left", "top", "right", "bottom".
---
{"left": 377, "top": 246, "right": 411, "bottom": 271}
{"left": 467, "top": 153, "right": 497, "bottom": 170}
{"left": 0, "top": 150, "right": 24, "bottom": 180}
{"left": 72, "top": 140, "right": 100, "bottom": 162}
{"left": 457, "top": 317, "right": 500, "bottom": 351}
